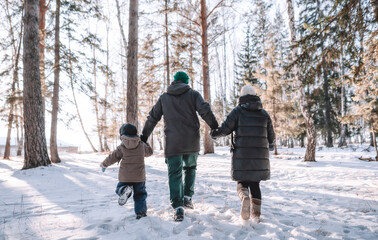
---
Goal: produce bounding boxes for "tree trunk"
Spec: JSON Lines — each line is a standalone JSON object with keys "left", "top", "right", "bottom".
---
{"left": 16, "top": 80, "right": 23, "bottom": 156}
{"left": 39, "top": 0, "right": 48, "bottom": 116}
{"left": 370, "top": 0, "right": 378, "bottom": 22}
{"left": 3, "top": 0, "right": 23, "bottom": 159}
{"left": 322, "top": 65, "right": 333, "bottom": 147}
{"left": 201, "top": 0, "right": 214, "bottom": 154}
{"left": 127, "top": 0, "right": 139, "bottom": 127}
{"left": 103, "top": 23, "right": 111, "bottom": 152}
{"left": 50, "top": 0, "right": 61, "bottom": 163}
{"left": 338, "top": 48, "right": 347, "bottom": 147}
{"left": 92, "top": 43, "right": 104, "bottom": 152}
{"left": 165, "top": 0, "right": 170, "bottom": 88}
{"left": 317, "top": 0, "right": 333, "bottom": 147}
{"left": 189, "top": 22, "right": 194, "bottom": 89}
{"left": 22, "top": 0, "right": 50, "bottom": 169}
{"left": 373, "top": 129, "right": 378, "bottom": 161}
{"left": 286, "top": 0, "right": 316, "bottom": 161}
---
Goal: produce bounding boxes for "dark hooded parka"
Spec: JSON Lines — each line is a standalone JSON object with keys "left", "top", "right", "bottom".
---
{"left": 142, "top": 81, "right": 218, "bottom": 157}
{"left": 212, "top": 95, "right": 275, "bottom": 182}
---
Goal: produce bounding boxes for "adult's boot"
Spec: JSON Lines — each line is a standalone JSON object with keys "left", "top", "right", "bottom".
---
{"left": 251, "top": 198, "right": 261, "bottom": 222}
{"left": 238, "top": 187, "right": 250, "bottom": 220}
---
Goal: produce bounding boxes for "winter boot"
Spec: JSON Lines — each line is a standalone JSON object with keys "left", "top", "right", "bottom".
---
{"left": 174, "top": 207, "right": 184, "bottom": 222}
{"left": 251, "top": 198, "right": 261, "bottom": 222}
{"left": 136, "top": 212, "right": 147, "bottom": 220}
{"left": 118, "top": 186, "right": 133, "bottom": 206}
{"left": 184, "top": 196, "right": 194, "bottom": 209}
{"left": 238, "top": 188, "right": 250, "bottom": 220}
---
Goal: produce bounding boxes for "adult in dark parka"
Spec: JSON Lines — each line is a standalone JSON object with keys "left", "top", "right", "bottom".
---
{"left": 141, "top": 71, "right": 218, "bottom": 221}
{"left": 211, "top": 85, "right": 275, "bottom": 221}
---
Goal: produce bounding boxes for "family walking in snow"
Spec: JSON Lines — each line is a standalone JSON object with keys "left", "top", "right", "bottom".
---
{"left": 99, "top": 71, "right": 275, "bottom": 223}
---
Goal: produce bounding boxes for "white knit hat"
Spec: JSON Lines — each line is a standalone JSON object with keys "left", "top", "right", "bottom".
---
{"left": 240, "top": 85, "right": 256, "bottom": 96}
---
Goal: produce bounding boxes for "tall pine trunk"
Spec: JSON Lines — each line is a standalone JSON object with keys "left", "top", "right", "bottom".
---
{"left": 103, "top": 24, "right": 111, "bottom": 152}
{"left": 3, "top": 0, "right": 23, "bottom": 159}
{"left": 338, "top": 48, "right": 347, "bottom": 147}
{"left": 50, "top": 0, "right": 61, "bottom": 163}
{"left": 127, "top": 0, "right": 139, "bottom": 127}
{"left": 165, "top": 0, "right": 170, "bottom": 88}
{"left": 286, "top": 0, "right": 316, "bottom": 161}
{"left": 39, "top": 0, "right": 48, "bottom": 116}
{"left": 23, "top": 0, "right": 50, "bottom": 169}
{"left": 200, "top": 0, "right": 214, "bottom": 154}
{"left": 92, "top": 45, "right": 104, "bottom": 152}
{"left": 371, "top": 0, "right": 378, "bottom": 22}
{"left": 317, "top": 0, "right": 333, "bottom": 147}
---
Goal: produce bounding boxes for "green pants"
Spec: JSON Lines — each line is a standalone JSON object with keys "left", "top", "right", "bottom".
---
{"left": 166, "top": 153, "right": 198, "bottom": 209}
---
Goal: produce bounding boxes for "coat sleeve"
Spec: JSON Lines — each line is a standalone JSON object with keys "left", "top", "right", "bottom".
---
{"left": 212, "top": 107, "right": 239, "bottom": 138}
{"left": 142, "top": 96, "right": 163, "bottom": 139}
{"left": 101, "top": 146, "right": 123, "bottom": 167}
{"left": 143, "top": 142, "right": 153, "bottom": 157}
{"left": 263, "top": 110, "right": 276, "bottom": 145}
{"left": 194, "top": 91, "right": 218, "bottom": 129}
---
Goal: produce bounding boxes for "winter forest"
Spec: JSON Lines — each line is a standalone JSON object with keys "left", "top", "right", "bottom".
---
{"left": 0, "top": 0, "right": 377, "bottom": 239}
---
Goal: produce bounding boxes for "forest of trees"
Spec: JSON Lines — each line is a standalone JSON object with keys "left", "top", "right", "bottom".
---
{"left": 0, "top": 0, "right": 377, "bottom": 169}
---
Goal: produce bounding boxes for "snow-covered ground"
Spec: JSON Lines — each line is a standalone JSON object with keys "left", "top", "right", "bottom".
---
{"left": 0, "top": 146, "right": 377, "bottom": 240}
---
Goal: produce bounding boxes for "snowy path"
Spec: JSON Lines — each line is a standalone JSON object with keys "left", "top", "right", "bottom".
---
{"left": 0, "top": 147, "right": 377, "bottom": 239}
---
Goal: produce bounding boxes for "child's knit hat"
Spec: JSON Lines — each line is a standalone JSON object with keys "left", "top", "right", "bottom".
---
{"left": 119, "top": 123, "right": 138, "bottom": 138}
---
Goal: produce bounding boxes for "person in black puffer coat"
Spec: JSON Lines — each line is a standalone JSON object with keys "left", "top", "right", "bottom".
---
{"left": 211, "top": 85, "right": 275, "bottom": 222}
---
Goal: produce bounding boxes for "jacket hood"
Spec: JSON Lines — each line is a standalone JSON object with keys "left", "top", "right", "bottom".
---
{"left": 167, "top": 81, "right": 191, "bottom": 96}
{"left": 121, "top": 135, "right": 141, "bottom": 149}
{"left": 239, "top": 94, "right": 263, "bottom": 111}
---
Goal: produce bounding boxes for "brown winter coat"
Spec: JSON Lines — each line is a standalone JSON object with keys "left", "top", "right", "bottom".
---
{"left": 101, "top": 136, "right": 153, "bottom": 182}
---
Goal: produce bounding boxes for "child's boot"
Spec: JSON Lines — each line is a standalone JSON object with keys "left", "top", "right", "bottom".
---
{"left": 251, "top": 198, "right": 261, "bottom": 222}
{"left": 238, "top": 187, "right": 250, "bottom": 220}
{"left": 118, "top": 186, "right": 133, "bottom": 206}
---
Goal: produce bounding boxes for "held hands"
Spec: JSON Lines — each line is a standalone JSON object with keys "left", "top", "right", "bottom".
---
{"left": 210, "top": 128, "right": 220, "bottom": 140}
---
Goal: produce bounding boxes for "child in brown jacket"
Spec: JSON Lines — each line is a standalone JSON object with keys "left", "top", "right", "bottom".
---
{"left": 100, "top": 123, "right": 153, "bottom": 219}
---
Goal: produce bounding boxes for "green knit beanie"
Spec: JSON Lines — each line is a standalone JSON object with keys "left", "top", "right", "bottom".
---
{"left": 174, "top": 71, "right": 189, "bottom": 84}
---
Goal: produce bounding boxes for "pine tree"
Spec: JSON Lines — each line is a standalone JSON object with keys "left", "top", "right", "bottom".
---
{"left": 234, "top": 27, "right": 259, "bottom": 102}
{"left": 22, "top": 0, "right": 50, "bottom": 169}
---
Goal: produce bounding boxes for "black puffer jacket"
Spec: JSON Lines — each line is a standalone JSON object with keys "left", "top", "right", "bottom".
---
{"left": 142, "top": 81, "right": 218, "bottom": 157}
{"left": 212, "top": 95, "right": 275, "bottom": 182}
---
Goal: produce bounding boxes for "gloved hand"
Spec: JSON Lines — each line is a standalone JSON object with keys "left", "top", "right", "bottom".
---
{"left": 210, "top": 129, "right": 219, "bottom": 140}
{"left": 269, "top": 144, "right": 274, "bottom": 151}
{"left": 100, "top": 163, "right": 106, "bottom": 172}
{"left": 140, "top": 134, "right": 147, "bottom": 143}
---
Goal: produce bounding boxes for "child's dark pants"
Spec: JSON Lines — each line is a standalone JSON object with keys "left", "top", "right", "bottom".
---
{"left": 116, "top": 182, "right": 147, "bottom": 215}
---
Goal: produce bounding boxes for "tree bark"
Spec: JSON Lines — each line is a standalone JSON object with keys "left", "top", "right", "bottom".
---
{"left": 103, "top": 23, "right": 111, "bottom": 152}
{"left": 127, "top": 0, "right": 139, "bottom": 127}
{"left": 165, "top": 0, "right": 170, "bottom": 88}
{"left": 22, "top": 0, "right": 50, "bottom": 169}
{"left": 39, "top": 0, "right": 48, "bottom": 116}
{"left": 50, "top": 0, "right": 61, "bottom": 163}
{"left": 3, "top": 0, "right": 23, "bottom": 159}
{"left": 338, "top": 48, "right": 347, "bottom": 147}
{"left": 92, "top": 45, "right": 104, "bottom": 152}
{"left": 317, "top": 0, "right": 333, "bottom": 147}
{"left": 286, "top": 0, "right": 316, "bottom": 161}
{"left": 201, "top": 0, "right": 214, "bottom": 154}
{"left": 371, "top": 0, "right": 378, "bottom": 22}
